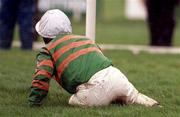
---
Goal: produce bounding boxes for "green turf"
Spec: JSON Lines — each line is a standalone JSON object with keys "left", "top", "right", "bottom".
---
{"left": 0, "top": 49, "right": 180, "bottom": 117}
{"left": 1, "top": 0, "right": 180, "bottom": 116}
{"left": 73, "top": 17, "right": 180, "bottom": 46}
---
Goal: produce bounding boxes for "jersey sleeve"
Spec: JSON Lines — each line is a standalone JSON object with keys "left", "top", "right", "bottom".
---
{"left": 28, "top": 48, "right": 54, "bottom": 107}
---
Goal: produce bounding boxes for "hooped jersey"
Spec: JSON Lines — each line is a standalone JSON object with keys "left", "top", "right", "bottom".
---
{"left": 29, "top": 34, "right": 112, "bottom": 106}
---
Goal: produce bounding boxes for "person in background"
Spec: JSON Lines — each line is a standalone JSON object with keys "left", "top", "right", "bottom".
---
{"left": 145, "top": 0, "right": 180, "bottom": 46}
{"left": 32, "top": 0, "right": 40, "bottom": 42}
{"left": 28, "top": 9, "right": 160, "bottom": 107}
{"left": 0, "top": 0, "right": 36, "bottom": 50}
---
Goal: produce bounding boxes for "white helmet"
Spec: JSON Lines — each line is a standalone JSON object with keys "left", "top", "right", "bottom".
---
{"left": 35, "top": 9, "right": 72, "bottom": 38}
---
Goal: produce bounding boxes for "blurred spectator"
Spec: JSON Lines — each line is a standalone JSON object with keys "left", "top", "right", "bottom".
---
{"left": 0, "top": 0, "right": 36, "bottom": 50}
{"left": 32, "top": 0, "right": 40, "bottom": 41}
{"left": 145, "top": 0, "right": 180, "bottom": 46}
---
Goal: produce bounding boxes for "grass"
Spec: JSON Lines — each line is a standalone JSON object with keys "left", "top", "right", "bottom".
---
{"left": 0, "top": 49, "right": 180, "bottom": 117}
{"left": 73, "top": 17, "right": 180, "bottom": 46}
{"left": 1, "top": 0, "right": 180, "bottom": 116}
{"left": 72, "top": 0, "right": 180, "bottom": 46}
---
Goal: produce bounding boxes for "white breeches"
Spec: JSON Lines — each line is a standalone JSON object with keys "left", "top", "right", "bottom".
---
{"left": 68, "top": 66, "right": 139, "bottom": 106}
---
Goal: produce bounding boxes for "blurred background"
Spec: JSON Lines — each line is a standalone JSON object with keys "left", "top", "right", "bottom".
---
{"left": 30, "top": 0, "right": 180, "bottom": 46}
{"left": 0, "top": 0, "right": 179, "bottom": 48}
